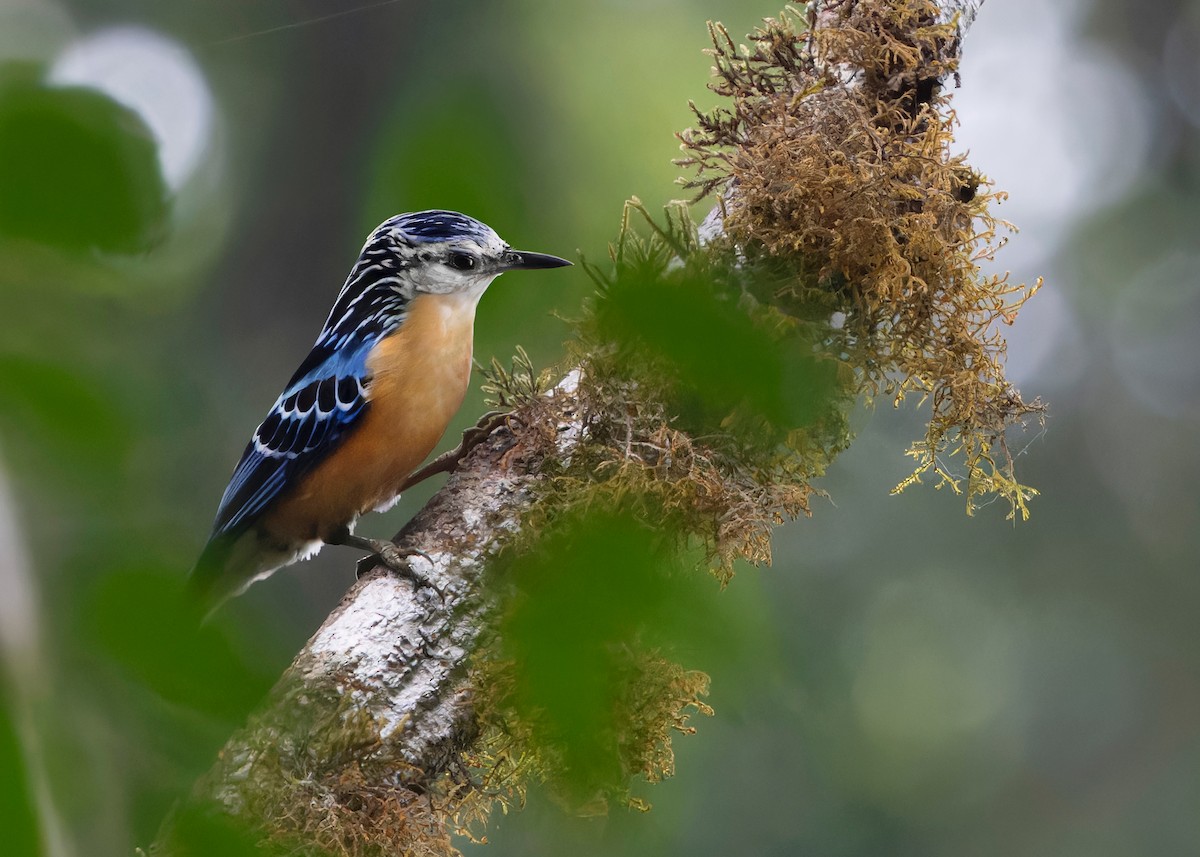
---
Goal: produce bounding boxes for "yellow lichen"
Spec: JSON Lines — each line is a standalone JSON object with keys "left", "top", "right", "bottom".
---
{"left": 681, "top": 2, "right": 1044, "bottom": 517}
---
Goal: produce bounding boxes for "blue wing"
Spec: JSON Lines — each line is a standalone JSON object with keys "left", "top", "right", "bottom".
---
{"left": 209, "top": 341, "right": 373, "bottom": 538}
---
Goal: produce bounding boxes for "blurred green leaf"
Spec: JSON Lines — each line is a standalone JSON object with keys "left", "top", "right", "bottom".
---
{"left": 80, "top": 566, "right": 274, "bottom": 723}
{"left": 0, "top": 678, "right": 41, "bottom": 857}
{"left": 152, "top": 802, "right": 276, "bottom": 857}
{"left": 595, "top": 264, "right": 840, "bottom": 435}
{"left": 0, "top": 72, "right": 167, "bottom": 255}
{"left": 493, "top": 510, "right": 725, "bottom": 800}
{"left": 0, "top": 354, "right": 128, "bottom": 482}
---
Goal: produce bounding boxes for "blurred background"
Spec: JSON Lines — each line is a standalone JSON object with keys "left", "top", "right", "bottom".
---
{"left": 1, "top": 0, "right": 1197, "bottom": 854}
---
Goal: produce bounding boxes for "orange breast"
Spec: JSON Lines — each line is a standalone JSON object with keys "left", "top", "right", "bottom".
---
{"left": 259, "top": 291, "right": 479, "bottom": 543}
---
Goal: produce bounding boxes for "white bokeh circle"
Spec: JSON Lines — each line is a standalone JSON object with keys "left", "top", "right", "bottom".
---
{"left": 48, "top": 26, "right": 214, "bottom": 191}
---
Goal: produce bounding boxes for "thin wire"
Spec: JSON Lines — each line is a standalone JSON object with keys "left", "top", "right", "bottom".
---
{"left": 207, "top": 0, "right": 407, "bottom": 47}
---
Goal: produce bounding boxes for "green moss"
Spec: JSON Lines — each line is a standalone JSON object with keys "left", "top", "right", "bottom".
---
{"left": 183, "top": 681, "right": 455, "bottom": 857}
{"left": 457, "top": 197, "right": 854, "bottom": 821}
{"left": 451, "top": 509, "right": 717, "bottom": 830}
{"left": 449, "top": 0, "right": 1044, "bottom": 839}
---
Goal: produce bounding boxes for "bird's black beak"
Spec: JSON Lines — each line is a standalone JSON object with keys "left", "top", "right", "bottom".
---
{"left": 503, "top": 249, "right": 573, "bottom": 270}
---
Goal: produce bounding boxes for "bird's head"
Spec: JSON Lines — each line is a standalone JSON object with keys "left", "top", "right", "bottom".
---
{"left": 375, "top": 210, "right": 571, "bottom": 298}
{"left": 318, "top": 211, "right": 570, "bottom": 348}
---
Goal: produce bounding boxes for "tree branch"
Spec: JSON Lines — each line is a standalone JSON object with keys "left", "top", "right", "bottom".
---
{"left": 158, "top": 2, "right": 993, "bottom": 853}
{"left": 154, "top": 373, "right": 583, "bottom": 854}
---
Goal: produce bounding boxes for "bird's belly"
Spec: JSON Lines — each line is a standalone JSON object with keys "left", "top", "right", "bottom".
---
{"left": 259, "top": 292, "right": 477, "bottom": 544}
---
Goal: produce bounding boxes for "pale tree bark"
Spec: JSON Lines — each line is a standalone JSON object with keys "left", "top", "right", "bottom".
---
{"left": 156, "top": 2, "right": 988, "bottom": 852}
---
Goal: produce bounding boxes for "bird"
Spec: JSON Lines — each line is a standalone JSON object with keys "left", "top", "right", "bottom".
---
{"left": 190, "top": 210, "right": 571, "bottom": 612}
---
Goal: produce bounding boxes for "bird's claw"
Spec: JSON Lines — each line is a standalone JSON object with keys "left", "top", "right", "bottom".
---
{"left": 464, "top": 410, "right": 509, "bottom": 446}
{"left": 357, "top": 541, "right": 443, "bottom": 600}
{"left": 447, "top": 409, "right": 510, "bottom": 465}
{"left": 398, "top": 410, "right": 512, "bottom": 492}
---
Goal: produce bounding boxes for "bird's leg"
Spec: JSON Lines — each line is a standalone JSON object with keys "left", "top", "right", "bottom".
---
{"left": 398, "top": 410, "right": 510, "bottom": 492}
{"left": 325, "top": 527, "right": 435, "bottom": 590}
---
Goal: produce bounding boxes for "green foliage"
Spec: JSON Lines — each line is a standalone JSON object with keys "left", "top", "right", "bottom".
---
{"left": 0, "top": 71, "right": 167, "bottom": 255}
{"left": 480, "top": 347, "right": 555, "bottom": 411}
{"left": 0, "top": 678, "right": 40, "bottom": 857}
{"left": 456, "top": 2, "right": 1047, "bottom": 831}
{"left": 459, "top": 198, "right": 853, "bottom": 826}
{"left": 81, "top": 566, "right": 274, "bottom": 723}
{"left": 462, "top": 510, "right": 717, "bottom": 821}
{"left": 591, "top": 243, "right": 834, "bottom": 435}
{"left": 565, "top": 200, "right": 853, "bottom": 573}
{"left": 585, "top": 201, "right": 845, "bottom": 452}
{"left": 150, "top": 804, "right": 271, "bottom": 857}
{"left": 0, "top": 355, "right": 128, "bottom": 486}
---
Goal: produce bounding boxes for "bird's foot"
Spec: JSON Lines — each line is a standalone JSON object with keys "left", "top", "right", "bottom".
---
{"left": 399, "top": 410, "right": 510, "bottom": 491}
{"left": 326, "top": 529, "right": 440, "bottom": 596}
{"left": 360, "top": 541, "right": 442, "bottom": 599}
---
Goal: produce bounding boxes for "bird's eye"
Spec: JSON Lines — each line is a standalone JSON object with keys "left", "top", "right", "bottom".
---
{"left": 447, "top": 252, "right": 476, "bottom": 271}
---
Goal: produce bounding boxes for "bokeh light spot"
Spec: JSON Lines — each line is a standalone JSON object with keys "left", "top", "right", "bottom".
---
{"left": 48, "top": 26, "right": 214, "bottom": 191}
{"left": 845, "top": 571, "right": 1019, "bottom": 750}
{"left": 1112, "top": 252, "right": 1200, "bottom": 421}
{"left": 956, "top": 0, "right": 1152, "bottom": 263}
{"left": 1003, "top": 278, "right": 1086, "bottom": 390}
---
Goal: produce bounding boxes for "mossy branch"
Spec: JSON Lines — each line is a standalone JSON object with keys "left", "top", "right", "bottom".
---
{"left": 680, "top": 0, "right": 1041, "bottom": 519}
{"left": 156, "top": 2, "right": 1034, "bottom": 855}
